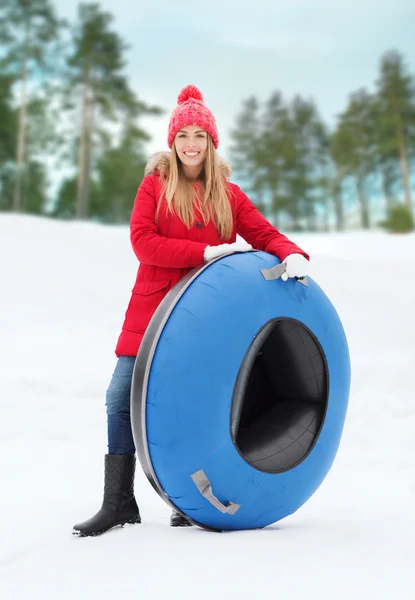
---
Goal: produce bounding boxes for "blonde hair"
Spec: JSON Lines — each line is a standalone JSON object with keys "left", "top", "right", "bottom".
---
{"left": 157, "top": 136, "right": 233, "bottom": 240}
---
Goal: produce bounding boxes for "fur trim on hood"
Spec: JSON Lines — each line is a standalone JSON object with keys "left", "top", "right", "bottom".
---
{"left": 144, "top": 151, "right": 232, "bottom": 180}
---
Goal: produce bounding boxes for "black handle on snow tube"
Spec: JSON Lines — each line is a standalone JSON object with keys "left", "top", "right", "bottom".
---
{"left": 260, "top": 262, "right": 308, "bottom": 286}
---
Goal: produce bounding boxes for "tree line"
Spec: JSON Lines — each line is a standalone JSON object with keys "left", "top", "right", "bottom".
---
{"left": 230, "top": 52, "right": 415, "bottom": 231}
{"left": 0, "top": 0, "right": 163, "bottom": 223}
{"left": 1, "top": 0, "right": 414, "bottom": 231}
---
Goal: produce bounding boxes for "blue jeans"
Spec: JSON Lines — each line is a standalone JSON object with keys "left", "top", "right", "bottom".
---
{"left": 105, "top": 356, "right": 136, "bottom": 455}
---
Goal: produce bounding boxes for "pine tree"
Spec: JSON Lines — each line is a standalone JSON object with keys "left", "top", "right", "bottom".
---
{"left": 284, "top": 95, "right": 329, "bottom": 230}
{"left": 65, "top": 2, "right": 162, "bottom": 220}
{"left": 229, "top": 97, "right": 262, "bottom": 186}
{"left": 375, "top": 50, "right": 415, "bottom": 218}
{"left": 229, "top": 92, "right": 329, "bottom": 229}
{"left": 260, "top": 91, "right": 291, "bottom": 225}
{"left": 0, "top": 0, "right": 62, "bottom": 212}
{"left": 331, "top": 89, "right": 376, "bottom": 228}
{"left": 0, "top": 74, "right": 17, "bottom": 210}
{"left": 92, "top": 123, "right": 148, "bottom": 223}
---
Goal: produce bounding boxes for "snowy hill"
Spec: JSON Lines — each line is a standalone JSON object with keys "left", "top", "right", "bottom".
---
{"left": 1, "top": 214, "right": 414, "bottom": 600}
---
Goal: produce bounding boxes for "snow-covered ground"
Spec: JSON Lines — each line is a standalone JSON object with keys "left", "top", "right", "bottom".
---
{"left": 1, "top": 214, "right": 414, "bottom": 599}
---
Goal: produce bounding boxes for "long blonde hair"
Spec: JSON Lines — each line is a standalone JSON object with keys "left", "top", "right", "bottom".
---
{"left": 157, "top": 136, "right": 233, "bottom": 240}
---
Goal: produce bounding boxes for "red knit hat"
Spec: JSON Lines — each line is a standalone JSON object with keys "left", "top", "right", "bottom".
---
{"left": 167, "top": 85, "right": 219, "bottom": 149}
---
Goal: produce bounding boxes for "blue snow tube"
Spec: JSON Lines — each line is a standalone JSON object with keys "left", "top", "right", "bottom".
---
{"left": 131, "top": 251, "right": 350, "bottom": 531}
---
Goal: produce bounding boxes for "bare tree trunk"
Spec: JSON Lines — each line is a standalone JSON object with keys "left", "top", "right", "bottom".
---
{"left": 114, "top": 195, "right": 124, "bottom": 224}
{"left": 333, "top": 186, "right": 345, "bottom": 231}
{"left": 13, "top": 16, "right": 31, "bottom": 212}
{"left": 324, "top": 197, "right": 331, "bottom": 232}
{"left": 271, "top": 188, "right": 279, "bottom": 229}
{"left": 381, "top": 164, "right": 394, "bottom": 218}
{"left": 75, "top": 67, "right": 90, "bottom": 219}
{"left": 256, "top": 186, "right": 264, "bottom": 215}
{"left": 356, "top": 175, "right": 370, "bottom": 229}
{"left": 292, "top": 199, "right": 301, "bottom": 230}
{"left": 306, "top": 207, "right": 315, "bottom": 231}
{"left": 397, "top": 122, "right": 413, "bottom": 218}
{"left": 82, "top": 98, "right": 95, "bottom": 216}
{"left": 333, "top": 167, "right": 345, "bottom": 231}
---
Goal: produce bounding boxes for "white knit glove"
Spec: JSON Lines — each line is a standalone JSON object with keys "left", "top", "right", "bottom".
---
{"left": 281, "top": 253, "right": 309, "bottom": 281}
{"left": 204, "top": 240, "right": 253, "bottom": 262}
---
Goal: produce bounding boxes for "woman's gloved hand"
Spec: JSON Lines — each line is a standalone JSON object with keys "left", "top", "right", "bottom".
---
{"left": 281, "top": 253, "right": 309, "bottom": 281}
{"left": 204, "top": 240, "right": 253, "bottom": 263}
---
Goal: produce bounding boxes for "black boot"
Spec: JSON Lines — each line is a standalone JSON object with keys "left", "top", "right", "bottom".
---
{"left": 170, "top": 510, "right": 193, "bottom": 527}
{"left": 72, "top": 454, "right": 141, "bottom": 537}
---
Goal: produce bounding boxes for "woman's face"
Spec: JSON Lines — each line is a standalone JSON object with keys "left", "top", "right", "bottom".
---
{"left": 174, "top": 125, "right": 208, "bottom": 170}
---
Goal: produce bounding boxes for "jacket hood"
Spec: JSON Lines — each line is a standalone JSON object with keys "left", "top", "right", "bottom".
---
{"left": 144, "top": 151, "right": 232, "bottom": 180}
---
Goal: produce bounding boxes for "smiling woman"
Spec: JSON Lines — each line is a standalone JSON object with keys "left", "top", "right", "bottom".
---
{"left": 72, "top": 84, "right": 310, "bottom": 537}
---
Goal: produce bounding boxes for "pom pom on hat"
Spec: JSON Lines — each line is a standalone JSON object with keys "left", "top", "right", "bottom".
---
{"left": 177, "top": 85, "right": 204, "bottom": 104}
{"left": 168, "top": 85, "right": 219, "bottom": 149}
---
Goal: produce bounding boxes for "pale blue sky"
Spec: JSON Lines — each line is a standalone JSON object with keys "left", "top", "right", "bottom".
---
{"left": 55, "top": 0, "right": 415, "bottom": 158}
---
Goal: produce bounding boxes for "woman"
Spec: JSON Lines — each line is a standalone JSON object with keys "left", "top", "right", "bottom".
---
{"left": 73, "top": 85, "right": 310, "bottom": 537}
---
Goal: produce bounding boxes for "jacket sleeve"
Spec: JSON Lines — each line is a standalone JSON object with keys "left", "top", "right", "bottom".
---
{"left": 234, "top": 185, "right": 310, "bottom": 261}
{"left": 130, "top": 176, "right": 209, "bottom": 268}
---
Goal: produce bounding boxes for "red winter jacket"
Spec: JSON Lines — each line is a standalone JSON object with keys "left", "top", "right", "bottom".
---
{"left": 115, "top": 152, "right": 309, "bottom": 356}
